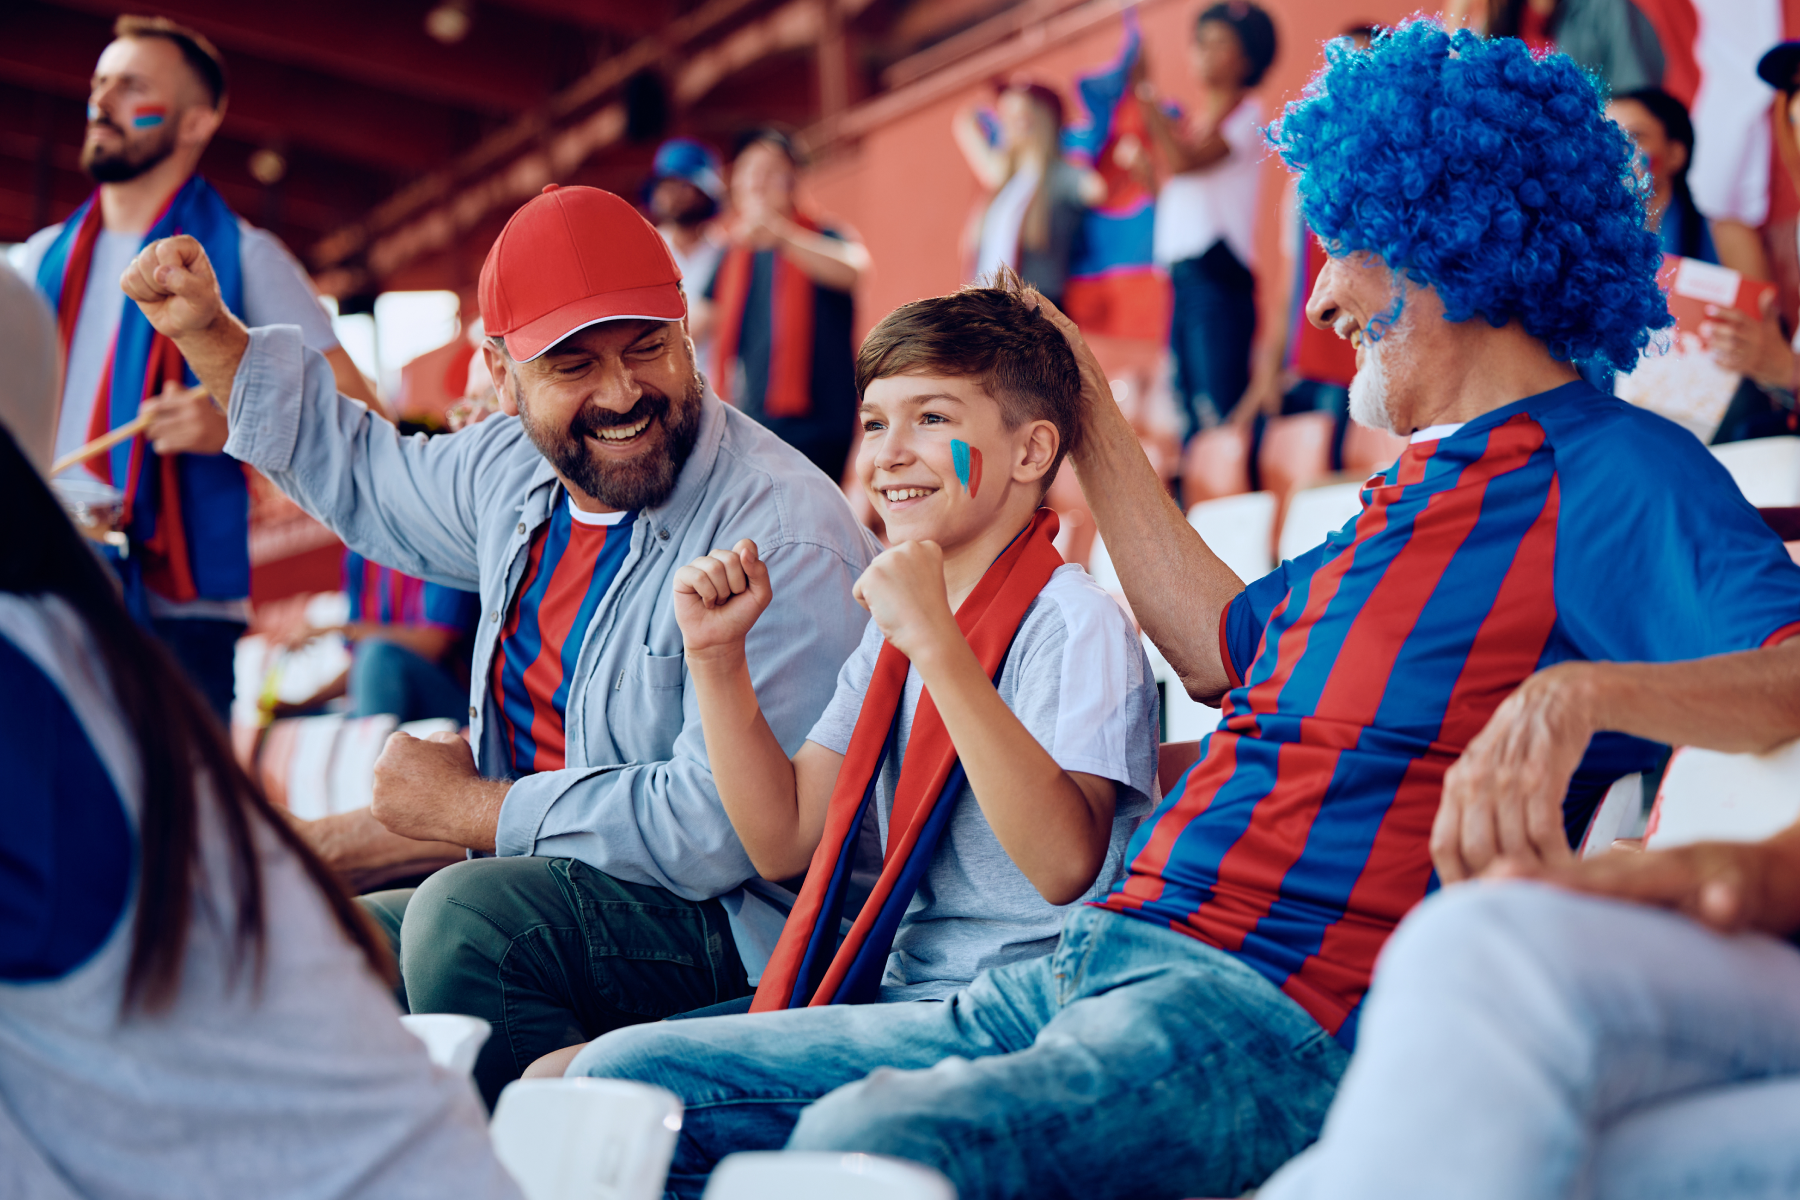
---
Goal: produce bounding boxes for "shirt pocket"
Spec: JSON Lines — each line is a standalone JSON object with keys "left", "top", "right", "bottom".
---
{"left": 637, "top": 648, "right": 686, "bottom": 691}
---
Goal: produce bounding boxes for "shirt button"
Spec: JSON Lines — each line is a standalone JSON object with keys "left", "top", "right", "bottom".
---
{"left": 517, "top": 523, "right": 526, "bottom": 534}
{"left": 491, "top": 611, "right": 500, "bottom": 623}
{"left": 468, "top": 705, "right": 477, "bottom": 719}
{"left": 657, "top": 528, "right": 670, "bottom": 540}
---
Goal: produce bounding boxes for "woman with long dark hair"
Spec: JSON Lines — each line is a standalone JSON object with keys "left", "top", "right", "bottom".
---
{"left": 0, "top": 264, "right": 517, "bottom": 1199}
{"left": 1606, "top": 87, "right": 1717, "bottom": 263}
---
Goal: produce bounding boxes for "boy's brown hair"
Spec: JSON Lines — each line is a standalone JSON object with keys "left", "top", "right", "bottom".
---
{"left": 855, "top": 269, "right": 1083, "bottom": 484}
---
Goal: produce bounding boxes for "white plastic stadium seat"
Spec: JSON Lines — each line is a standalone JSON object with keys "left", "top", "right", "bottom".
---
{"left": 1144, "top": 634, "right": 1220, "bottom": 746}
{"left": 1188, "top": 491, "right": 1277, "bottom": 584}
{"left": 1710, "top": 436, "right": 1800, "bottom": 508}
{"left": 702, "top": 1152, "right": 956, "bottom": 1200}
{"left": 1278, "top": 480, "right": 1365, "bottom": 563}
{"left": 489, "top": 1078, "right": 683, "bottom": 1200}
{"left": 1578, "top": 774, "right": 1643, "bottom": 856}
{"left": 399, "top": 1013, "right": 491, "bottom": 1076}
{"left": 1644, "top": 738, "right": 1800, "bottom": 850}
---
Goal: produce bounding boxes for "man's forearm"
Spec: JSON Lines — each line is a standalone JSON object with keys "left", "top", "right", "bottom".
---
{"left": 1072, "top": 394, "right": 1242, "bottom": 702}
{"left": 1583, "top": 639, "right": 1800, "bottom": 754}
{"left": 174, "top": 311, "right": 252, "bottom": 416}
{"left": 775, "top": 223, "right": 866, "bottom": 293}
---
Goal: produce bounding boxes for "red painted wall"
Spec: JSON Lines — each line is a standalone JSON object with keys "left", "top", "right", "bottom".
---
{"left": 800, "top": 0, "right": 1424, "bottom": 345}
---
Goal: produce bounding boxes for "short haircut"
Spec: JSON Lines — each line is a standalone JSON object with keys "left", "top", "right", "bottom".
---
{"left": 1270, "top": 19, "right": 1669, "bottom": 373}
{"left": 114, "top": 14, "right": 228, "bottom": 108}
{"left": 856, "top": 270, "right": 1082, "bottom": 482}
{"left": 1199, "top": 1, "right": 1278, "bottom": 89}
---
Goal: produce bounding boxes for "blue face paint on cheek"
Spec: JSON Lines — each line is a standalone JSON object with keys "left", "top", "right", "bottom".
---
{"left": 951, "top": 439, "right": 982, "bottom": 497}
{"left": 87, "top": 103, "right": 102, "bottom": 122}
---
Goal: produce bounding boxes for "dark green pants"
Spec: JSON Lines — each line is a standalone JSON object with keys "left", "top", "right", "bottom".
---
{"left": 360, "top": 856, "right": 750, "bottom": 1108}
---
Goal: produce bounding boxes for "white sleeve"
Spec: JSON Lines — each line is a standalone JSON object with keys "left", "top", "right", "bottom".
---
{"left": 238, "top": 224, "right": 340, "bottom": 353}
{"left": 1224, "top": 101, "right": 1265, "bottom": 163}
{"left": 1015, "top": 572, "right": 1152, "bottom": 805}
{"left": 805, "top": 620, "right": 883, "bottom": 755}
{"left": 8, "top": 226, "right": 62, "bottom": 281}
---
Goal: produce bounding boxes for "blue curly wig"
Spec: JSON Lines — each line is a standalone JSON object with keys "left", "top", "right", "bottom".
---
{"left": 1270, "top": 20, "right": 1670, "bottom": 372}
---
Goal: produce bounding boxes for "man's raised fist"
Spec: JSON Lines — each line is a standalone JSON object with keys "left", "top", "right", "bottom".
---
{"left": 120, "top": 234, "right": 227, "bottom": 341}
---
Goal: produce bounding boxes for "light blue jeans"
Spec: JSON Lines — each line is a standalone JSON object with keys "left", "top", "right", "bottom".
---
{"left": 1260, "top": 882, "right": 1800, "bottom": 1200}
{"left": 569, "top": 905, "right": 1348, "bottom": 1200}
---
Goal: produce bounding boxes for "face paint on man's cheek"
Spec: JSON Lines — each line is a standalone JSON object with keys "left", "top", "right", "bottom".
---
{"left": 87, "top": 103, "right": 103, "bottom": 122}
{"left": 951, "top": 439, "right": 983, "bottom": 498}
{"left": 130, "top": 105, "right": 167, "bottom": 129}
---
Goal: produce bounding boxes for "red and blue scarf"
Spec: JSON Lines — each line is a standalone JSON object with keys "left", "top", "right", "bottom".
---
{"left": 752, "top": 509, "right": 1064, "bottom": 1011}
{"left": 710, "top": 211, "right": 823, "bottom": 420}
{"left": 35, "top": 175, "right": 249, "bottom": 619}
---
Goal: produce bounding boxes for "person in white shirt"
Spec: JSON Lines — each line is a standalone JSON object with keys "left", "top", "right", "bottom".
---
{"left": 9, "top": 15, "right": 376, "bottom": 721}
{"left": 1133, "top": 1, "right": 1277, "bottom": 441}
{"left": 0, "top": 259, "right": 517, "bottom": 1200}
{"left": 952, "top": 81, "right": 1102, "bottom": 306}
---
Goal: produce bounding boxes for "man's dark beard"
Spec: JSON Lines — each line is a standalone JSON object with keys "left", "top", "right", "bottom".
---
{"left": 81, "top": 118, "right": 176, "bottom": 183}
{"left": 518, "top": 374, "right": 704, "bottom": 511}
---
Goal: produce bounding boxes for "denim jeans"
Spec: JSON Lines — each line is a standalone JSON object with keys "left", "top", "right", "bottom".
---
{"left": 348, "top": 637, "right": 469, "bottom": 723}
{"left": 1259, "top": 883, "right": 1800, "bottom": 1200}
{"left": 570, "top": 906, "right": 1348, "bottom": 1200}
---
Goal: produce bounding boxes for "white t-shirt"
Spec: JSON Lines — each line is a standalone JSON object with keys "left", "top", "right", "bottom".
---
{"left": 975, "top": 161, "right": 1044, "bottom": 283}
{"left": 805, "top": 562, "right": 1160, "bottom": 1000}
{"left": 12, "top": 218, "right": 340, "bottom": 618}
{"left": 0, "top": 593, "right": 519, "bottom": 1200}
{"left": 1152, "top": 98, "right": 1265, "bottom": 269}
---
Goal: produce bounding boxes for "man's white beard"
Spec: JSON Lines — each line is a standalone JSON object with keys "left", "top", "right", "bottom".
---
{"left": 1348, "top": 324, "right": 1401, "bottom": 434}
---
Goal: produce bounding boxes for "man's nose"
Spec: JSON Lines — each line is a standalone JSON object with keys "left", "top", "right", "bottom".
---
{"left": 1305, "top": 261, "right": 1341, "bottom": 333}
{"left": 88, "top": 80, "right": 123, "bottom": 119}
{"left": 591, "top": 357, "right": 643, "bottom": 410}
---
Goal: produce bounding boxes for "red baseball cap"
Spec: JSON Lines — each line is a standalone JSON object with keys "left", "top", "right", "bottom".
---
{"left": 479, "top": 184, "right": 685, "bottom": 363}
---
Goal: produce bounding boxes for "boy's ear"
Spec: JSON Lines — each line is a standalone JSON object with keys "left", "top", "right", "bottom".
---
{"left": 1013, "top": 418, "right": 1060, "bottom": 484}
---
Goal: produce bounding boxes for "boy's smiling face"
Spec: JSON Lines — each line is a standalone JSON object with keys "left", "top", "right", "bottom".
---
{"left": 857, "top": 373, "right": 1056, "bottom": 552}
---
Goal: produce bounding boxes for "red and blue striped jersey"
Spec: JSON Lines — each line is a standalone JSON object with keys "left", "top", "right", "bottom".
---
{"left": 491, "top": 502, "right": 637, "bottom": 775}
{"left": 343, "top": 551, "right": 478, "bottom": 636}
{"left": 1097, "top": 381, "right": 1800, "bottom": 1047}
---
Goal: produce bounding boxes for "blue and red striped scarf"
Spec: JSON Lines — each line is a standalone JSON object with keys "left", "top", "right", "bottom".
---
{"left": 34, "top": 176, "right": 248, "bottom": 616}
{"left": 753, "top": 509, "right": 1064, "bottom": 1011}
{"left": 710, "top": 210, "right": 824, "bottom": 420}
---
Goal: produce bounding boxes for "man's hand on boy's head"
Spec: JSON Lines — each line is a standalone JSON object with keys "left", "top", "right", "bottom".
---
{"left": 673, "top": 539, "right": 773, "bottom": 661}
{"left": 1032, "top": 292, "right": 1118, "bottom": 425}
{"left": 853, "top": 541, "right": 962, "bottom": 662}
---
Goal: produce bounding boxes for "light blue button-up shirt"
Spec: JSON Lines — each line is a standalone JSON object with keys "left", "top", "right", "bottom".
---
{"left": 224, "top": 324, "right": 878, "bottom": 972}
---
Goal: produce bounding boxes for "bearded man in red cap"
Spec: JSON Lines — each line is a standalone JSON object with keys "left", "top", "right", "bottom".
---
{"left": 121, "top": 183, "right": 880, "bottom": 1107}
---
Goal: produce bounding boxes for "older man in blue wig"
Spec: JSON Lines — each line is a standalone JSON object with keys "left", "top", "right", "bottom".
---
{"left": 558, "top": 20, "right": 1800, "bottom": 1200}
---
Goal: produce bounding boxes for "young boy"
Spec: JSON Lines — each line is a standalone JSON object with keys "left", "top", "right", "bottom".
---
{"left": 552, "top": 279, "right": 1158, "bottom": 1179}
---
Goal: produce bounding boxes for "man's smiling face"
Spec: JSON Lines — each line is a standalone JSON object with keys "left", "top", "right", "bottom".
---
{"left": 491, "top": 319, "right": 705, "bottom": 512}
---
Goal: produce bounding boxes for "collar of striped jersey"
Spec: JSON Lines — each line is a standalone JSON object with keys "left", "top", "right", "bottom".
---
{"left": 752, "top": 507, "right": 1064, "bottom": 1011}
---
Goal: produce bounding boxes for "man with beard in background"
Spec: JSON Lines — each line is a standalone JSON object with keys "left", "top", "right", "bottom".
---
{"left": 120, "top": 183, "right": 879, "bottom": 1107}
{"left": 10, "top": 15, "right": 379, "bottom": 719}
